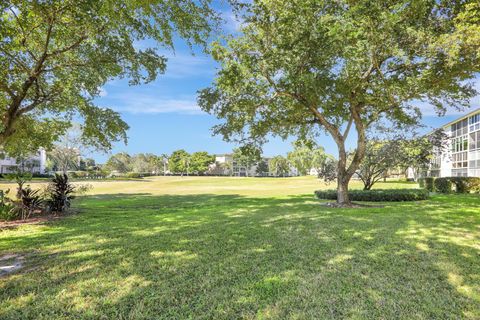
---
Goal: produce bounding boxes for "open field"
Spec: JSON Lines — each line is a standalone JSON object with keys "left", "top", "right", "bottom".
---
{"left": 0, "top": 175, "right": 417, "bottom": 198}
{"left": 0, "top": 176, "right": 479, "bottom": 319}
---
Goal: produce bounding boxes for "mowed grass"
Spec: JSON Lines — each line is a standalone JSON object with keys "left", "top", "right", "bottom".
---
{"left": 0, "top": 176, "right": 479, "bottom": 319}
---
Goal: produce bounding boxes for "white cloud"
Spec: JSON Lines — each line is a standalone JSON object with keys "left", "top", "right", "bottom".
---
{"left": 98, "top": 88, "right": 108, "bottom": 97}
{"left": 222, "top": 11, "right": 244, "bottom": 33}
{"left": 162, "top": 52, "right": 215, "bottom": 79}
{"left": 102, "top": 93, "right": 202, "bottom": 114}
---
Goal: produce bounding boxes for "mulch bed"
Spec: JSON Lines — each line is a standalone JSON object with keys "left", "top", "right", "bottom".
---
{"left": 0, "top": 209, "right": 81, "bottom": 229}
{"left": 0, "top": 214, "right": 64, "bottom": 229}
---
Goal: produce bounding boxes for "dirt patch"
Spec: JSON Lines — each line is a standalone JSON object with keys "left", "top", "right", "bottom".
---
{"left": 0, "top": 254, "right": 25, "bottom": 277}
{"left": 0, "top": 209, "right": 80, "bottom": 229}
{"left": 0, "top": 214, "right": 63, "bottom": 229}
{"left": 321, "top": 202, "right": 385, "bottom": 208}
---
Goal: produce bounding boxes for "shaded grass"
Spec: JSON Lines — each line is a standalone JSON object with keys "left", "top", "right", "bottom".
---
{"left": 0, "top": 177, "right": 479, "bottom": 319}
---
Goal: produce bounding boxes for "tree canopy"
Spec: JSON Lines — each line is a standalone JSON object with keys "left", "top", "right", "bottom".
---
{"left": 0, "top": 0, "right": 219, "bottom": 153}
{"left": 268, "top": 156, "right": 289, "bottom": 177}
{"left": 232, "top": 147, "right": 261, "bottom": 177}
{"left": 199, "top": 0, "right": 480, "bottom": 205}
{"left": 168, "top": 149, "right": 190, "bottom": 175}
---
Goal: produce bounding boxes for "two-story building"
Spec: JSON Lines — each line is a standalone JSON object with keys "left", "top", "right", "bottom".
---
{"left": 0, "top": 149, "right": 47, "bottom": 174}
{"left": 427, "top": 108, "right": 480, "bottom": 178}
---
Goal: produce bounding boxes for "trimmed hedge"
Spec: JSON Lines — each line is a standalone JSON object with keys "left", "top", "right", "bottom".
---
{"left": 419, "top": 176, "right": 480, "bottom": 194}
{"left": 450, "top": 177, "right": 480, "bottom": 193}
{"left": 434, "top": 178, "right": 452, "bottom": 194}
{"left": 418, "top": 177, "right": 435, "bottom": 192}
{"left": 314, "top": 189, "right": 429, "bottom": 202}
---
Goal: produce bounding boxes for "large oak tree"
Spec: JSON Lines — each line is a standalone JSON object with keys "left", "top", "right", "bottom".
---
{"left": 199, "top": 0, "right": 479, "bottom": 205}
{"left": 1, "top": 0, "right": 218, "bottom": 153}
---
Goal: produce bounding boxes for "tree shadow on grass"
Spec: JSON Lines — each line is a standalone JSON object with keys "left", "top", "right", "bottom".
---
{"left": 0, "top": 193, "right": 479, "bottom": 319}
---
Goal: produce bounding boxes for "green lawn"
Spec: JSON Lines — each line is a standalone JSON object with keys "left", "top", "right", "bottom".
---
{"left": 0, "top": 176, "right": 479, "bottom": 319}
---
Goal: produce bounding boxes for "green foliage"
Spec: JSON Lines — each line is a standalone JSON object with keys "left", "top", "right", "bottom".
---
{"left": 420, "top": 177, "right": 436, "bottom": 192}
{"left": 256, "top": 160, "right": 269, "bottom": 176}
{"left": 198, "top": 0, "right": 478, "bottom": 204}
{"left": 46, "top": 173, "right": 75, "bottom": 213}
{"left": 48, "top": 146, "right": 80, "bottom": 173}
{"left": 104, "top": 152, "right": 132, "bottom": 174}
{"left": 287, "top": 142, "right": 314, "bottom": 176}
{"left": 421, "top": 177, "right": 480, "bottom": 194}
{"left": 4, "top": 171, "right": 33, "bottom": 198}
{"left": 439, "top": 2, "right": 480, "bottom": 69}
{"left": 315, "top": 153, "right": 338, "bottom": 183}
{"left": 268, "top": 156, "right": 290, "bottom": 177}
{"left": 189, "top": 152, "right": 215, "bottom": 175}
{"left": 434, "top": 178, "right": 453, "bottom": 194}
{"left": 356, "top": 140, "right": 402, "bottom": 190}
{"left": 18, "top": 187, "right": 44, "bottom": 220}
{"left": 418, "top": 178, "right": 425, "bottom": 188}
{"left": 168, "top": 150, "right": 190, "bottom": 175}
{"left": 397, "top": 132, "right": 448, "bottom": 179}
{"left": 125, "top": 172, "right": 144, "bottom": 179}
{"left": 232, "top": 147, "right": 261, "bottom": 176}
{"left": 0, "top": 189, "right": 17, "bottom": 221}
{"left": 449, "top": 177, "right": 480, "bottom": 194}
{"left": 0, "top": 0, "right": 219, "bottom": 152}
{"left": 315, "top": 189, "right": 429, "bottom": 202}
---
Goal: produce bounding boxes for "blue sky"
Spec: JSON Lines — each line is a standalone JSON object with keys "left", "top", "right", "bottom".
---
{"left": 91, "top": 15, "right": 480, "bottom": 164}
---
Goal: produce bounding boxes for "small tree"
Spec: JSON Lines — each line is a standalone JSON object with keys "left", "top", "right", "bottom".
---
{"left": 269, "top": 156, "right": 290, "bottom": 177}
{"left": 232, "top": 147, "right": 261, "bottom": 177}
{"left": 189, "top": 152, "right": 215, "bottom": 175}
{"left": 104, "top": 152, "right": 132, "bottom": 174}
{"left": 256, "top": 160, "right": 269, "bottom": 176}
{"left": 397, "top": 131, "right": 448, "bottom": 180}
{"left": 356, "top": 141, "right": 401, "bottom": 190}
{"left": 287, "top": 142, "right": 315, "bottom": 176}
{"left": 169, "top": 150, "right": 190, "bottom": 175}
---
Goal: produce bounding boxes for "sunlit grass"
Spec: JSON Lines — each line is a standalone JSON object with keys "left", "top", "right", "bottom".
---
{"left": 0, "top": 176, "right": 479, "bottom": 319}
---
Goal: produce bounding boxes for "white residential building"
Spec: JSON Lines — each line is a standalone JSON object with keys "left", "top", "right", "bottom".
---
{"left": 427, "top": 108, "right": 480, "bottom": 178}
{"left": 0, "top": 149, "right": 47, "bottom": 174}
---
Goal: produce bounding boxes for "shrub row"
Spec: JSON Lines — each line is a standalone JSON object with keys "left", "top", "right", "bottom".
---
{"left": 419, "top": 177, "right": 480, "bottom": 193}
{"left": 314, "top": 189, "right": 429, "bottom": 202}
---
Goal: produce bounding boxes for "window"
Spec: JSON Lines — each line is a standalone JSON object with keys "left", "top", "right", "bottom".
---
{"left": 451, "top": 136, "right": 468, "bottom": 152}
{"left": 470, "top": 114, "right": 480, "bottom": 132}
{"left": 452, "top": 119, "right": 469, "bottom": 137}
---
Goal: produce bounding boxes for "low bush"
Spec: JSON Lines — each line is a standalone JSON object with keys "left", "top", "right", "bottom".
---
{"left": 314, "top": 189, "right": 429, "bottom": 202}
{"left": 421, "top": 176, "right": 480, "bottom": 194}
{"left": 434, "top": 178, "right": 452, "bottom": 194}
{"left": 125, "top": 172, "right": 144, "bottom": 179}
{"left": 418, "top": 178, "right": 425, "bottom": 188}
{"left": 421, "top": 177, "right": 435, "bottom": 192}
{"left": 449, "top": 177, "right": 480, "bottom": 193}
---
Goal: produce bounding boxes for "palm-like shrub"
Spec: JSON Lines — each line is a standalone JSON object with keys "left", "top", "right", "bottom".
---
{"left": 18, "top": 187, "right": 44, "bottom": 220}
{"left": 47, "top": 174, "right": 75, "bottom": 213}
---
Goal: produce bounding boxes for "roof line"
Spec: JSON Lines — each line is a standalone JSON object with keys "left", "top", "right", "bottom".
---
{"left": 437, "top": 107, "right": 480, "bottom": 129}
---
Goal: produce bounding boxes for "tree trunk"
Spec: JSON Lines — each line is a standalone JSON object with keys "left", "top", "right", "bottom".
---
{"left": 335, "top": 144, "right": 353, "bottom": 206}
{"left": 337, "top": 172, "right": 350, "bottom": 205}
